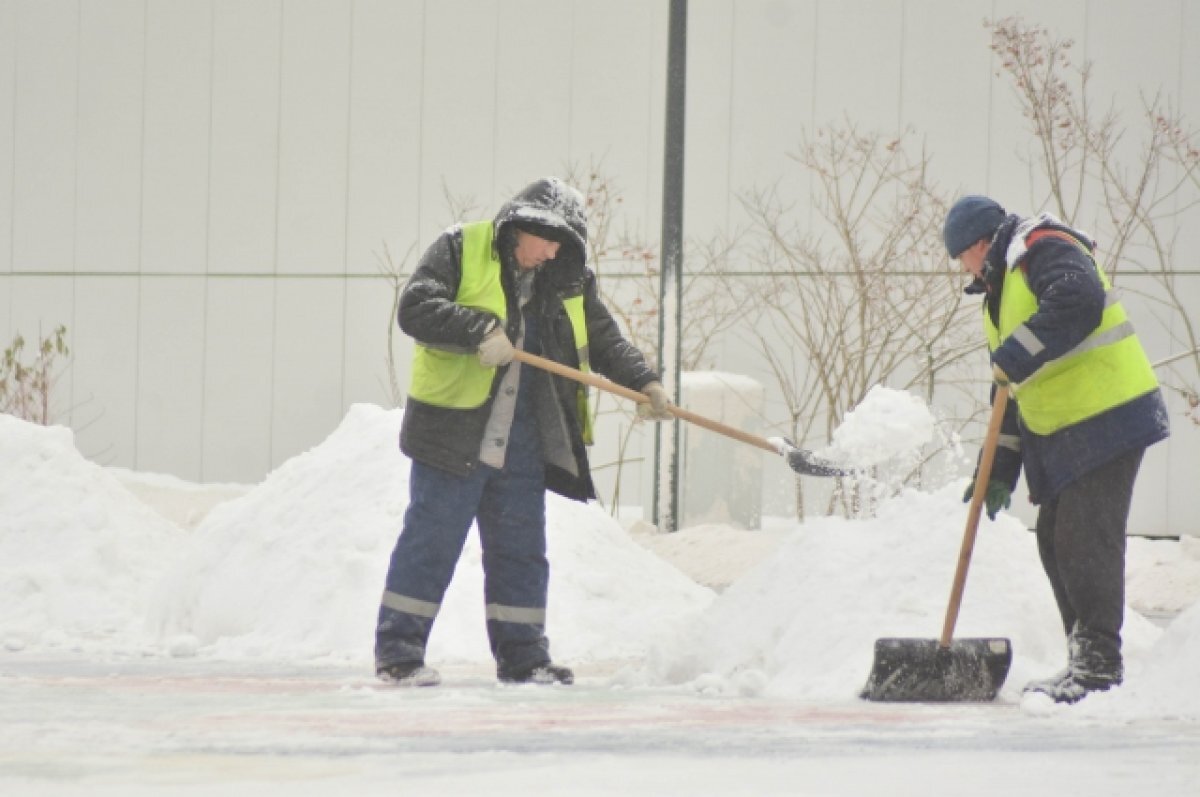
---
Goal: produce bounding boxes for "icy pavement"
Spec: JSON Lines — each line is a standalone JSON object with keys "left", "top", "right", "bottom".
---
{"left": 2, "top": 653, "right": 1198, "bottom": 797}
{"left": 3, "top": 407, "right": 1199, "bottom": 795}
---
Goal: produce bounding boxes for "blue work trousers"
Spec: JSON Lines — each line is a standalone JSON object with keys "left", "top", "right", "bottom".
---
{"left": 375, "top": 405, "right": 550, "bottom": 675}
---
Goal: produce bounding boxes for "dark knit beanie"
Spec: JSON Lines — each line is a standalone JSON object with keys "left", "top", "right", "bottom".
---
{"left": 943, "top": 195, "right": 1005, "bottom": 258}
{"left": 511, "top": 220, "right": 571, "bottom": 247}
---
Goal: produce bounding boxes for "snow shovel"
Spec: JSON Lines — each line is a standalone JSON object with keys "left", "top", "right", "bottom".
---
{"left": 860, "top": 387, "right": 1013, "bottom": 702}
{"left": 510, "top": 349, "right": 849, "bottom": 477}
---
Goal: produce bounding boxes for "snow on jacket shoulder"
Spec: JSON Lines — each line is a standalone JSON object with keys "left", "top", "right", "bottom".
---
{"left": 398, "top": 227, "right": 497, "bottom": 352}
{"left": 991, "top": 215, "right": 1107, "bottom": 385}
{"left": 987, "top": 214, "right": 1169, "bottom": 503}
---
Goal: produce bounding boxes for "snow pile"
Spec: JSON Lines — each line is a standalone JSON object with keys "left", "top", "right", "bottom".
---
{"left": 1125, "top": 600, "right": 1200, "bottom": 716}
{"left": 644, "top": 484, "right": 1164, "bottom": 703}
{"left": 146, "top": 404, "right": 410, "bottom": 659}
{"left": 632, "top": 522, "right": 788, "bottom": 591}
{"left": 110, "top": 467, "right": 250, "bottom": 532}
{"left": 0, "top": 415, "right": 180, "bottom": 652}
{"left": 1127, "top": 536, "right": 1200, "bottom": 617}
{"left": 818, "top": 384, "right": 937, "bottom": 467}
{"left": 1019, "top": 598, "right": 1200, "bottom": 720}
{"left": 149, "top": 404, "right": 713, "bottom": 663}
{"left": 2, "top": 395, "right": 1197, "bottom": 719}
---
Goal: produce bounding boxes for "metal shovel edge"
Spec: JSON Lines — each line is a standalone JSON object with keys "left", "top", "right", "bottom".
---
{"left": 860, "top": 388, "right": 1014, "bottom": 702}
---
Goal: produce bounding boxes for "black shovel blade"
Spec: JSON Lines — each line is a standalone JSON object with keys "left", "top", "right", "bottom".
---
{"left": 785, "top": 447, "right": 853, "bottom": 478}
{"left": 860, "top": 637, "right": 1012, "bottom": 702}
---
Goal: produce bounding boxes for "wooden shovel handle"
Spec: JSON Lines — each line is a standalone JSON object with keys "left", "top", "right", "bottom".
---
{"left": 510, "top": 349, "right": 779, "bottom": 454}
{"left": 939, "top": 387, "right": 1010, "bottom": 647}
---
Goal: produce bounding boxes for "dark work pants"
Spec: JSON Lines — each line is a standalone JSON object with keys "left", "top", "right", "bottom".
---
{"left": 1034, "top": 447, "right": 1143, "bottom": 665}
{"left": 374, "top": 403, "right": 550, "bottom": 675}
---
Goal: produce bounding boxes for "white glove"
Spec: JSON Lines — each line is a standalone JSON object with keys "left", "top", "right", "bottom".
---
{"left": 636, "top": 381, "right": 673, "bottom": 421}
{"left": 477, "top": 327, "right": 515, "bottom": 367}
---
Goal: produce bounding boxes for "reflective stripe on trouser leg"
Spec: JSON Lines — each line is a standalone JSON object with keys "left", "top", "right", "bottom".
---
{"left": 478, "top": 393, "right": 550, "bottom": 673}
{"left": 375, "top": 459, "right": 489, "bottom": 669}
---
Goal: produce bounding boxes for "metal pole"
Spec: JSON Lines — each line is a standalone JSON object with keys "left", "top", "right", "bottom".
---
{"left": 653, "top": 0, "right": 686, "bottom": 532}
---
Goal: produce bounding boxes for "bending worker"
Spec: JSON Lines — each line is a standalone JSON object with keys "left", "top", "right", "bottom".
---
{"left": 943, "top": 195, "right": 1169, "bottom": 704}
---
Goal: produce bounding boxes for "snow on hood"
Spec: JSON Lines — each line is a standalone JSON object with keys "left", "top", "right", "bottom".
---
{"left": 494, "top": 176, "right": 589, "bottom": 265}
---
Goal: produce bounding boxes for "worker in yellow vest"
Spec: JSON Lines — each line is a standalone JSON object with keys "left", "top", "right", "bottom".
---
{"left": 375, "top": 177, "right": 671, "bottom": 686}
{"left": 943, "top": 195, "right": 1169, "bottom": 704}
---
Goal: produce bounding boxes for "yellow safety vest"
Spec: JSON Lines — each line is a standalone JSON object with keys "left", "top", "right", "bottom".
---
{"left": 409, "top": 221, "right": 596, "bottom": 443}
{"left": 984, "top": 230, "right": 1159, "bottom": 435}
{"left": 562, "top": 293, "right": 595, "bottom": 444}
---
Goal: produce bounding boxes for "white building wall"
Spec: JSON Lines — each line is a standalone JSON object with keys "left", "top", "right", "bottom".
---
{"left": 1, "top": 0, "right": 1197, "bottom": 535}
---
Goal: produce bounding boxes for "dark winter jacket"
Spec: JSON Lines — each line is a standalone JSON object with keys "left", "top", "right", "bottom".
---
{"left": 397, "top": 177, "right": 660, "bottom": 501}
{"left": 977, "top": 214, "right": 1169, "bottom": 504}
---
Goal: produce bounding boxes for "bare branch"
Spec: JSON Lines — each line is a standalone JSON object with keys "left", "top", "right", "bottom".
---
{"left": 736, "top": 125, "right": 979, "bottom": 519}
{"left": 986, "top": 16, "right": 1200, "bottom": 418}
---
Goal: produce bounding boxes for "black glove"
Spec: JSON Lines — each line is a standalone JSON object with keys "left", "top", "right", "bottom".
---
{"left": 963, "top": 479, "right": 1012, "bottom": 521}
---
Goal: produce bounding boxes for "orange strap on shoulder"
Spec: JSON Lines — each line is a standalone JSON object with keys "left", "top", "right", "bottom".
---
{"left": 1021, "top": 228, "right": 1094, "bottom": 274}
{"left": 1025, "top": 228, "right": 1086, "bottom": 249}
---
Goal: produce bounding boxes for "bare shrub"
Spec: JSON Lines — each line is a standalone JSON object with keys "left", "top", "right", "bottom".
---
{"left": 738, "top": 124, "right": 982, "bottom": 518}
{"left": 1, "top": 325, "right": 70, "bottom": 425}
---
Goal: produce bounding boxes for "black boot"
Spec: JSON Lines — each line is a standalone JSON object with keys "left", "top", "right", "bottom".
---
{"left": 1068, "top": 629, "right": 1124, "bottom": 686}
{"left": 1025, "top": 630, "right": 1122, "bottom": 704}
{"left": 1025, "top": 671, "right": 1120, "bottom": 704}
{"left": 376, "top": 661, "right": 441, "bottom": 687}
{"left": 498, "top": 662, "right": 574, "bottom": 685}
{"left": 1022, "top": 667, "right": 1072, "bottom": 696}
{"left": 1025, "top": 670, "right": 1121, "bottom": 704}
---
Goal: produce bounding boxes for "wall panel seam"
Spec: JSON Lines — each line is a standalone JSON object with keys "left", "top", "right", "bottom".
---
{"left": 70, "top": 0, "right": 82, "bottom": 423}
{"left": 269, "top": 0, "right": 286, "bottom": 465}
{"left": 341, "top": 0, "right": 356, "bottom": 410}
{"left": 200, "top": 0, "right": 217, "bottom": 477}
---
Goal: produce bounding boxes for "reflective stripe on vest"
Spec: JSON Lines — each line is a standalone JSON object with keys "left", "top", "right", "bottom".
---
{"left": 408, "top": 221, "right": 507, "bottom": 409}
{"left": 408, "top": 221, "right": 596, "bottom": 439}
{"left": 984, "top": 231, "right": 1159, "bottom": 435}
{"left": 562, "top": 295, "right": 595, "bottom": 445}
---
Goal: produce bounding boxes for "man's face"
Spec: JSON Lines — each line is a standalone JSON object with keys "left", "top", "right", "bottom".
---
{"left": 957, "top": 239, "right": 990, "bottom": 279}
{"left": 513, "top": 230, "right": 562, "bottom": 270}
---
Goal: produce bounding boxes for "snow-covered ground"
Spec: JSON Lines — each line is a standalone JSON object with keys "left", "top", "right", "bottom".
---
{"left": 2, "top": 402, "right": 1198, "bottom": 795}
